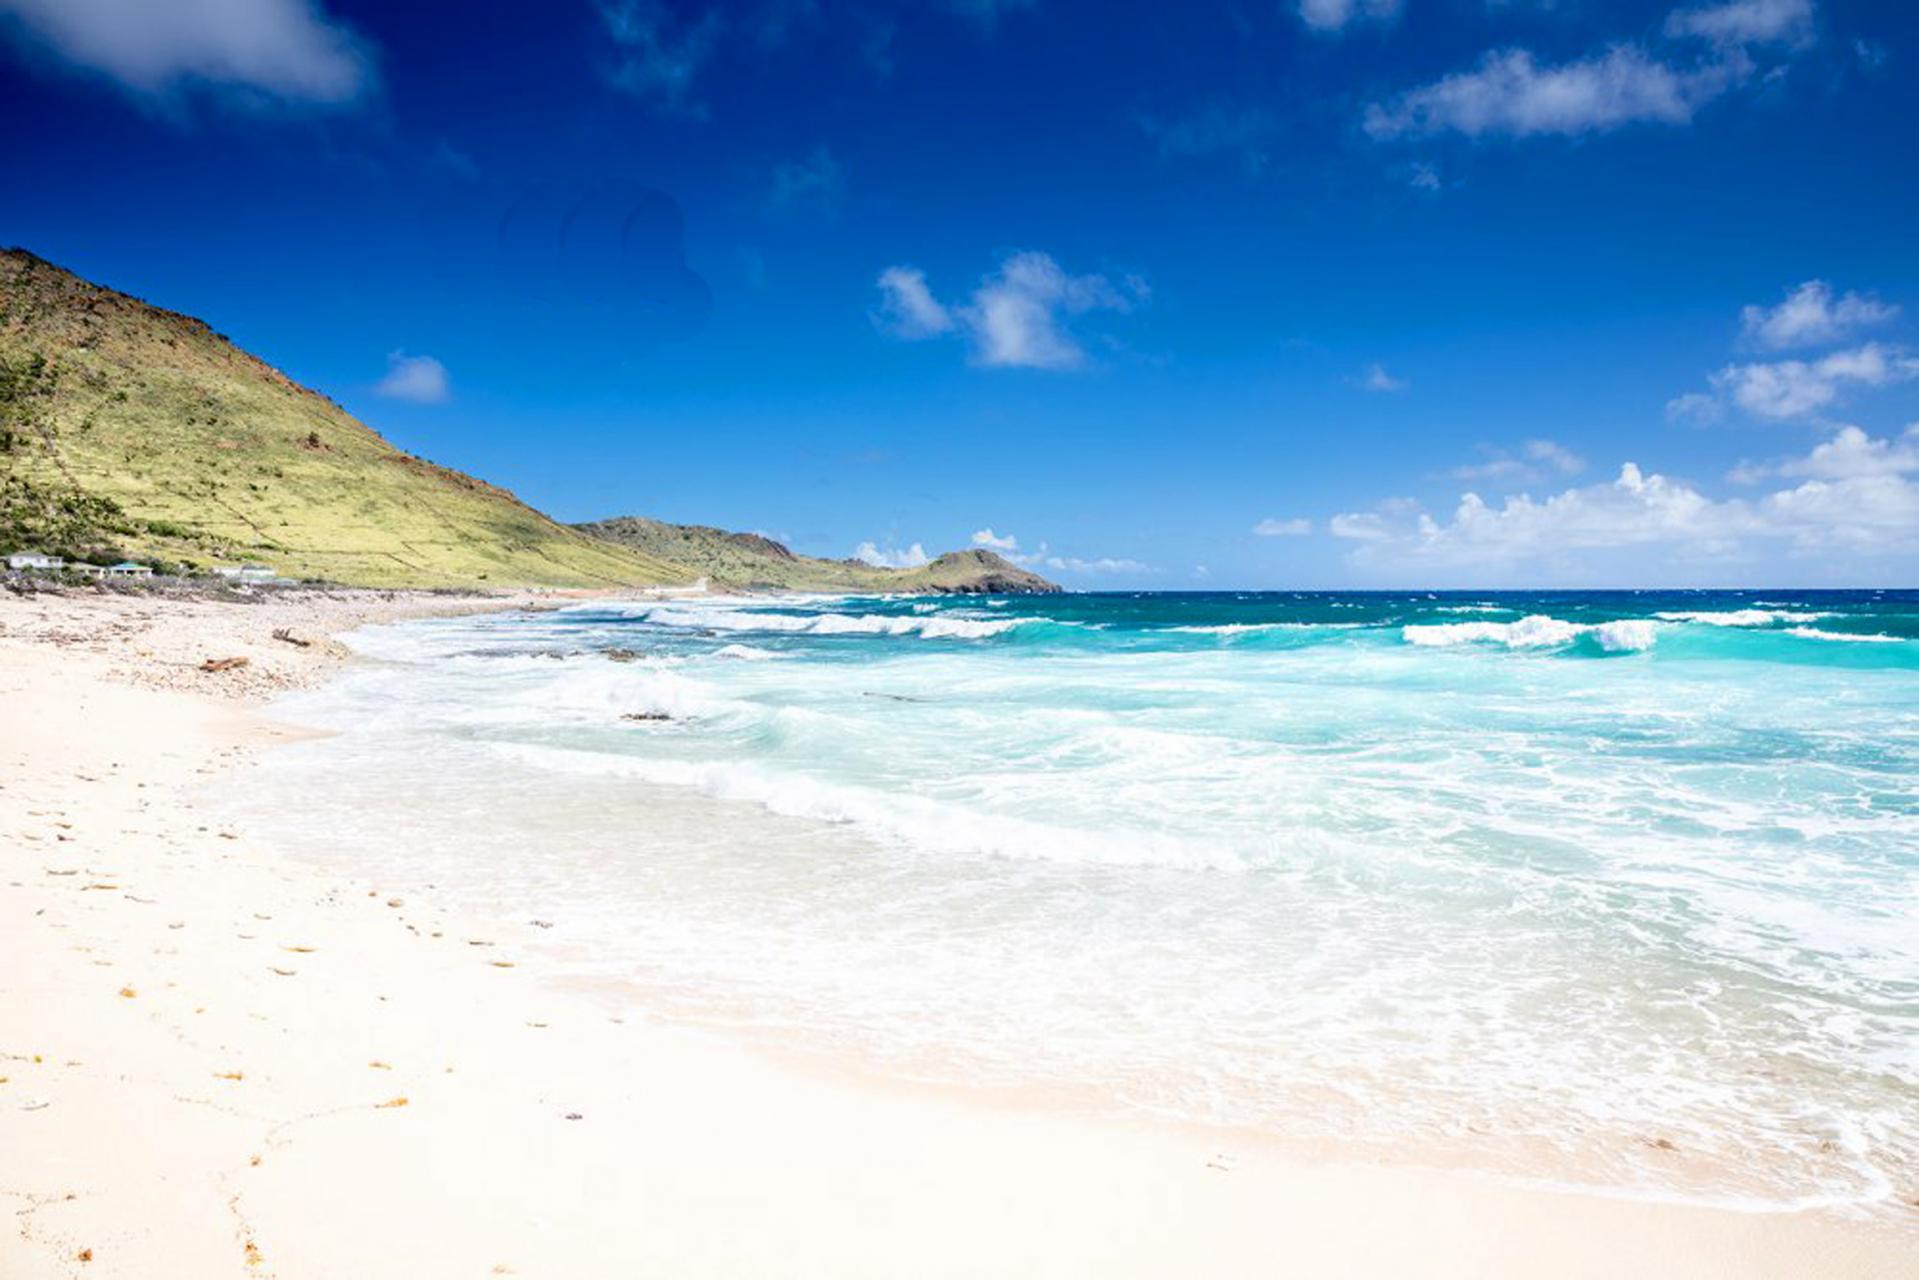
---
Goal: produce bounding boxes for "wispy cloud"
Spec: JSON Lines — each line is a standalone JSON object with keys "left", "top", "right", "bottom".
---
{"left": 1664, "top": 0, "right": 1813, "bottom": 47}
{"left": 992, "top": 536, "right": 1150, "bottom": 575}
{"left": 1450, "top": 439, "right": 1586, "bottom": 483}
{"left": 597, "top": 0, "right": 723, "bottom": 116}
{"left": 769, "top": 144, "right": 842, "bottom": 212}
{"left": 1139, "top": 103, "right": 1283, "bottom": 176}
{"left": 874, "top": 251, "right": 1145, "bottom": 371}
{"left": 1296, "top": 0, "right": 1402, "bottom": 33}
{"left": 1740, "top": 280, "right": 1898, "bottom": 350}
{"left": 873, "top": 266, "right": 956, "bottom": 340}
{"left": 1364, "top": 45, "right": 1747, "bottom": 140}
{"left": 1253, "top": 517, "right": 1312, "bottom": 537}
{"left": 0, "top": 0, "right": 374, "bottom": 108}
{"left": 374, "top": 351, "right": 450, "bottom": 404}
{"left": 1357, "top": 362, "right": 1407, "bottom": 392}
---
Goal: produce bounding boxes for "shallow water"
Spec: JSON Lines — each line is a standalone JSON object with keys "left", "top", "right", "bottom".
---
{"left": 227, "top": 590, "right": 1919, "bottom": 1213}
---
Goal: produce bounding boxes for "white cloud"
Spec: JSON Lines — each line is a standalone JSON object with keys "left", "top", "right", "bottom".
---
{"left": 1253, "top": 517, "right": 1313, "bottom": 537}
{"left": 998, "top": 538, "right": 1149, "bottom": 575}
{"left": 874, "top": 252, "right": 1143, "bottom": 371}
{"left": 971, "top": 528, "right": 1019, "bottom": 551}
{"left": 873, "top": 266, "right": 955, "bottom": 339}
{"left": 1664, "top": 0, "right": 1813, "bottom": 47}
{"left": 1740, "top": 424, "right": 1919, "bottom": 482}
{"left": 1297, "top": 0, "right": 1402, "bottom": 32}
{"left": 967, "top": 252, "right": 1137, "bottom": 370}
{"left": 1329, "top": 512, "right": 1394, "bottom": 541}
{"left": 1739, "top": 280, "right": 1898, "bottom": 350}
{"left": 770, "top": 145, "right": 842, "bottom": 212}
{"left": 1407, "top": 161, "right": 1443, "bottom": 191}
{"left": 1334, "top": 429, "right": 1919, "bottom": 578}
{"left": 1666, "top": 391, "right": 1726, "bottom": 424}
{"left": 374, "top": 351, "right": 450, "bottom": 404}
{"left": 1363, "top": 45, "right": 1747, "bottom": 139}
{"left": 1038, "top": 554, "right": 1150, "bottom": 574}
{"left": 1709, "top": 342, "right": 1919, "bottom": 420}
{"left": 1451, "top": 439, "right": 1587, "bottom": 482}
{"left": 1360, "top": 362, "right": 1407, "bottom": 392}
{"left": 0, "top": 0, "right": 373, "bottom": 106}
{"left": 853, "top": 540, "right": 930, "bottom": 569}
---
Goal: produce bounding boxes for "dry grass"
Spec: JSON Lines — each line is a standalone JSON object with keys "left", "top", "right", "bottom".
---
{"left": 0, "top": 249, "right": 689, "bottom": 588}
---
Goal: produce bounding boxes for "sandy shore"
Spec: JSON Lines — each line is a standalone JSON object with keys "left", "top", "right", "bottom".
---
{"left": 2, "top": 586, "right": 1913, "bottom": 1279}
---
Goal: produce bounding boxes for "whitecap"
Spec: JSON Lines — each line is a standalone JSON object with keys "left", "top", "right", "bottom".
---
{"left": 1784, "top": 627, "right": 1904, "bottom": 644}
{"left": 1403, "top": 615, "right": 1585, "bottom": 649}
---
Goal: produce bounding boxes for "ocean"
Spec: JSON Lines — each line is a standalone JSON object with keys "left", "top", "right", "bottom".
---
{"left": 226, "top": 589, "right": 1919, "bottom": 1214}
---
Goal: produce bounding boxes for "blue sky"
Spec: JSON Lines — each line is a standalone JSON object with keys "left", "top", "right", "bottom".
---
{"left": 2, "top": 0, "right": 1916, "bottom": 587}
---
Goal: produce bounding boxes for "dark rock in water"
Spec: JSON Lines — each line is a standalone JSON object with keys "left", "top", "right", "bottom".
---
{"left": 621, "top": 710, "right": 673, "bottom": 722}
{"left": 604, "top": 648, "right": 643, "bottom": 663}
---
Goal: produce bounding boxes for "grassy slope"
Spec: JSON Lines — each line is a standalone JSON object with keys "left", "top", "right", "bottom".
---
{"left": 0, "top": 249, "right": 687, "bottom": 588}
{"left": 576, "top": 516, "right": 1061, "bottom": 593}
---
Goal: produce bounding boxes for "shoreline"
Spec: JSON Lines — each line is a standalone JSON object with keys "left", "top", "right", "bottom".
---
{"left": 2, "top": 588, "right": 1914, "bottom": 1278}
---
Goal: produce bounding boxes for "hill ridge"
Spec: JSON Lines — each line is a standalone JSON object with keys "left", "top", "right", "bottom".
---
{"left": 0, "top": 249, "right": 686, "bottom": 587}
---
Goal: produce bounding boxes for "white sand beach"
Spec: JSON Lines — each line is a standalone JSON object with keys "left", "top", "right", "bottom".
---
{"left": 2, "top": 587, "right": 1914, "bottom": 1279}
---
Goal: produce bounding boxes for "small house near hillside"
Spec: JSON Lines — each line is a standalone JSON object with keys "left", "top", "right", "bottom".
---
{"left": 213, "top": 562, "right": 278, "bottom": 583}
{"left": 6, "top": 552, "right": 64, "bottom": 572}
{"left": 106, "top": 561, "right": 153, "bottom": 579}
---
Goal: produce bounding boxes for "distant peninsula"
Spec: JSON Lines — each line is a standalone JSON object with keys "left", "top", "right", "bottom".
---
{"left": 574, "top": 516, "right": 1059, "bottom": 594}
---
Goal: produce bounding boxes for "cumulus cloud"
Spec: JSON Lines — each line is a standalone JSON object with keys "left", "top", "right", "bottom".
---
{"left": 1333, "top": 428, "right": 1919, "bottom": 578}
{"left": 1363, "top": 45, "right": 1747, "bottom": 140}
{"left": 873, "top": 252, "right": 1144, "bottom": 371}
{"left": 1709, "top": 343, "right": 1919, "bottom": 420}
{"left": 968, "top": 253, "right": 1138, "bottom": 369}
{"left": 853, "top": 540, "right": 930, "bottom": 569}
{"left": 1664, "top": 0, "right": 1813, "bottom": 47}
{"left": 971, "top": 528, "right": 1019, "bottom": 551}
{"left": 1739, "top": 280, "right": 1898, "bottom": 350}
{"left": 374, "top": 351, "right": 450, "bottom": 404}
{"left": 1297, "top": 0, "right": 1402, "bottom": 32}
{"left": 1736, "top": 424, "right": 1919, "bottom": 482}
{"left": 0, "top": 0, "right": 373, "bottom": 106}
{"left": 1253, "top": 517, "right": 1312, "bottom": 537}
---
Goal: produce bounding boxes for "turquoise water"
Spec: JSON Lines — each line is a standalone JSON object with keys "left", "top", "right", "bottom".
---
{"left": 234, "top": 590, "right": 1919, "bottom": 1212}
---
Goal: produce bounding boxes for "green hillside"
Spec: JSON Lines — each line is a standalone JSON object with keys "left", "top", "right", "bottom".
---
{"left": 0, "top": 249, "right": 688, "bottom": 588}
{"left": 576, "top": 516, "right": 1060, "bottom": 593}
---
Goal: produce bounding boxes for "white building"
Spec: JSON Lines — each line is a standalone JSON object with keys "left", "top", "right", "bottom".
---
{"left": 6, "top": 552, "right": 64, "bottom": 572}
{"left": 106, "top": 561, "right": 153, "bottom": 579}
